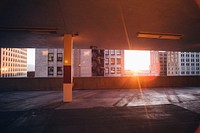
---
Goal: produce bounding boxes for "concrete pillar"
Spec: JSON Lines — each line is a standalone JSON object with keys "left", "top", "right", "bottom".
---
{"left": 63, "top": 34, "right": 73, "bottom": 102}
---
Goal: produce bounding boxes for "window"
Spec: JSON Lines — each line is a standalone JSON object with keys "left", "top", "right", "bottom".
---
{"left": 110, "top": 50, "right": 115, "bottom": 55}
{"left": 105, "top": 67, "right": 109, "bottom": 74}
{"left": 186, "top": 71, "right": 190, "bottom": 74}
{"left": 111, "top": 58, "right": 115, "bottom": 65}
{"left": 186, "top": 63, "right": 189, "bottom": 66}
{"left": 116, "top": 50, "right": 121, "bottom": 55}
{"left": 48, "top": 53, "right": 54, "bottom": 61}
{"left": 105, "top": 50, "right": 109, "bottom": 55}
{"left": 191, "top": 71, "right": 195, "bottom": 74}
{"left": 196, "top": 67, "right": 199, "bottom": 70}
{"left": 105, "top": 58, "right": 109, "bottom": 65}
{"left": 191, "top": 59, "right": 194, "bottom": 62}
{"left": 186, "top": 54, "right": 189, "bottom": 57}
{"left": 57, "top": 67, "right": 63, "bottom": 75}
{"left": 117, "top": 58, "right": 121, "bottom": 65}
{"left": 117, "top": 67, "right": 121, "bottom": 74}
{"left": 48, "top": 67, "right": 54, "bottom": 75}
{"left": 196, "top": 54, "right": 199, "bottom": 57}
{"left": 191, "top": 63, "right": 195, "bottom": 66}
{"left": 57, "top": 53, "right": 63, "bottom": 62}
{"left": 186, "top": 59, "right": 189, "bottom": 62}
{"left": 181, "top": 54, "right": 184, "bottom": 57}
{"left": 196, "top": 59, "right": 199, "bottom": 62}
{"left": 111, "top": 67, "right": 115, "bottom": 74}
{"left": 197, "top": 63, "right": 200, "bottom": 66}
{"left": 191, "top": 54, "right": 194, "bottom": 57}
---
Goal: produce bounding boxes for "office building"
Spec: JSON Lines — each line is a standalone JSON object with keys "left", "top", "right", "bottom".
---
{"left": 35, "top": 48, "right": 92, "bottom": 77}
{"left": 178, "top": 52, "right": 200, "bottom": 75}
{"left": 0, "top": 48, "right": 27, "bottom": 78}
{"left": 150, "top": 51, "right": 167, "bottom": 76}
{"left": 150, "top": 51, "right": 200, "bottom": 76}
{"left": 167, "top": 51, "right": 180, "bottom": 76}
{"left": 104, "top": 50, "right": 124, "bottom": 76}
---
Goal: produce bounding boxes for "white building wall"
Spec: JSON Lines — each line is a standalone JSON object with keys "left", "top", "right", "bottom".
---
{"left": 35, "top": 49, "right": 48, "bottom": 77}
{"left": 35, "top": 48, "right": 92, "bottom": 77}
{"left": 80, "top": 49, "right": 92, "bottom": 77}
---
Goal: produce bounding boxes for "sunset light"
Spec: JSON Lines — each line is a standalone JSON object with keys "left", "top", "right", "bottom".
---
{"left": 125, "top": 50, "right": 150, "bottom": 71}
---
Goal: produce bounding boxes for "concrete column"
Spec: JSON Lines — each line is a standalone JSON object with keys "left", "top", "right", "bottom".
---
{"left": 63, "top": 34, "right": 73, "bottom": 102}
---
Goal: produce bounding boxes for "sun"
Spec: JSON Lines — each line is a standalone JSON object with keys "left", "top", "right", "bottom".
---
{"left": 125, "top": 50, "right": 150, "bottom": 71}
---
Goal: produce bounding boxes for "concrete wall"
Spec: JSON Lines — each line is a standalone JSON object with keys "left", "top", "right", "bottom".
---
{"left": 0, "top": 76, "right": 200, "bottom": 91}
{"left": 73, "top": 76, "right": 200, "bottom": 89}
{"left": 0, "top": 78, "right": 63, "bottom": 91}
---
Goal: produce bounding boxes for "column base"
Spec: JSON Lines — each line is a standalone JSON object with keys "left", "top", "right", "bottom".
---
{"left": 63, "top": 83, "right": 72, "bottom": 102}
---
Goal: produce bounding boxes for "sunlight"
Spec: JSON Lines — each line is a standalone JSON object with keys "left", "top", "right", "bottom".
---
{"left": 125, "top": 50, "right": 150, "bottom": 71}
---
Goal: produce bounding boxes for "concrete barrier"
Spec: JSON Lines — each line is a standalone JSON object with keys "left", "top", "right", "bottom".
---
{"left": 73, "top": 76, "right": 200, "bottom": 89}
{"left": 0, "top": 76, "right": 200, "bottom": 91}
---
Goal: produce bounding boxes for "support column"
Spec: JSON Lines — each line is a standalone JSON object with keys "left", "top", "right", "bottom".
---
{"left": 63, "top": 34, "right": 73, "bottom": 102}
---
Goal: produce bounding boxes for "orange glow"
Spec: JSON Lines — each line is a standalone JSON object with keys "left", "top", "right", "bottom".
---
{"left": 125, "top": 50, "right": 150, "bottom": 72}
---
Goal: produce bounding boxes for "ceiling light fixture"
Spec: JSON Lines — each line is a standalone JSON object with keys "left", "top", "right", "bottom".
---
{"left": 137, "top": 32, "right": 183, "bottom": 40}
{"left": 0, "top": 26, "right": 57, "bottom": 34}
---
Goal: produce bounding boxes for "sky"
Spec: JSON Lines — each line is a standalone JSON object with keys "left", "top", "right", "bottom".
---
{"left": 124, "top": 50, "right": 150, "bottom": 71}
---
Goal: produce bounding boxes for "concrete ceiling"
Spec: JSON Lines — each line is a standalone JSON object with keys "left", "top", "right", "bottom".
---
{"left": 0, "top": 0, "right": 200, "bottom": 51}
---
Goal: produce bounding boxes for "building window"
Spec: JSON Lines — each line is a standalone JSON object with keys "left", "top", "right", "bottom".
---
{"left": 191, "top": 54, "right": 194, "bottom": 57}
{"left": 197, "top": 63, "right": 199, "bottom": 66}
{"left": 186, "top": 59, "right": 189, "bottom": 62}
{"left": 191, "top": 63, "right": 195, "bottom": 66}
{"left": 186, "top": 71, "right": 190, "bottom": 74}
{"left": 186, "top": 63, "right": 190, "bottom": 66}
{"left": 181, "top": 71, "right": 185, "bottom": 74}
{"left": 111, "top": 67, "right": 115, "bottom": 74}
{"left": 48, "top": 53, "right": 54, "bottom": 61}
{"left": 57, "top": 67, "right": 63, "bottom": 75}
{"left": 111, "top": 58, "right": 115, "bottom": 65}
{"left": 105, "top": 58, "right": 109, "bottom": 65}
{"left": 117, "top": 67, "right": 121, "bottom": 74}
{"left": 191, "top": 59, "right": 194, "bottom": 62}
{"left": 191, "top": 71, "right": 195, "bottom": 74}
{"left": 197, "top": 71, "right": 200, "bottom": 74}
{"left": 196, "top": 67, "right": 199, "bottom": 70}
{"left": 116, "top": 50, "right": 121, "bottom": 55}
{"left": 48, "top": 67, "right": 54, "bottom": 75}
{"left": 196, "top": 59, "right": 199, "bottom": 62}
{"left": 105, "top": 50, "right": 109, "bottom": 55}
{"left": 105, "top": 67, "right": 109, "bottom": 74}
{"left": 181, "top": 54, "right": 184, "bottom": 57}
{"left": 186, "top": 54, "right": 189, "bottom": 57}
{"left": 110, "top": 50, "right": 115, "bottom": 55}
{"left": 57, "top": 53, "right": 63, "bottom": 62}
{"left": 117, "top": 58, "right": 121, "bottom": 65}
{"left": 196, "top": 54, "right": 199, "bottom": 57}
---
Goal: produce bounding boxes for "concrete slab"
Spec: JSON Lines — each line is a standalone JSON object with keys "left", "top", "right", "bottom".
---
{"left": 0, "top": 87, "right": 199, "bottom": 133}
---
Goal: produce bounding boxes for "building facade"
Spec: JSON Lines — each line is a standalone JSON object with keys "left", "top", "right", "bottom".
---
{"left": 0, "top": 48, "right": 27, "bottom": 78}
{"left": 36, "top": 49, "right": 124, "bottom": 77}
{"left": 35, "top": 48, "right": 92, "bottom": 77}
{"left": 150, "top": 51, "right": 167, "bottom": 76}
{"left": 178, "top": 52, "right": 200, "bottom": 75}
{"left": 104, "top": 50, "right": 124, "bottom": 76}
{"left": 167, "top": 51, "right": 180, "bottom": 76}
{"left": 150, "top": 51, "right": 200, "bottom": 76}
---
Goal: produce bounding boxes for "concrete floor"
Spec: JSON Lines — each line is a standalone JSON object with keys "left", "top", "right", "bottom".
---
{"left": 0, "top": 87, "right": 200, "bottom": 133}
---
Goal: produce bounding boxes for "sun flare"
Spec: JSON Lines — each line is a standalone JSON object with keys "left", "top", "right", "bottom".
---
{"left": 125, "top": 50, "right": 150, "bottom": 71}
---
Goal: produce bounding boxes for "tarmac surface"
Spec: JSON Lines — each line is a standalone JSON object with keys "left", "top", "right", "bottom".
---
{"left": 0, "top": 87, "right": 200, "bottom": 133}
